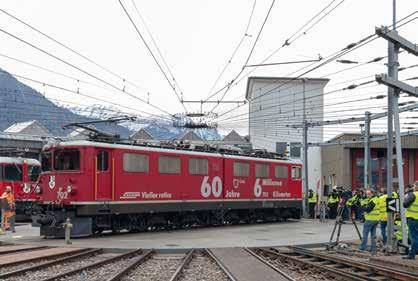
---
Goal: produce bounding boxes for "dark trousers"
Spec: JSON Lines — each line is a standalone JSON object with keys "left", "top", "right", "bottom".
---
{"left": 359, "top": 220, "right": 378, "bottom": 253}
{"left": 407, "top": 218, "right": 418, "bottom": 259}
{"left": 309, "top": 203, "right": 316, "bottom": 218}
{"left": 328, "top": 204, "right": 337, "bottom": 219}
{"left": 380, "top": 221, "right": 387, "bottom": 245}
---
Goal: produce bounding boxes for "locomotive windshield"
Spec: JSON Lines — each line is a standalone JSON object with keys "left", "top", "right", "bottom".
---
{"left": 28, "top": 165, "right": 41, "bottom": 181}
{"left": 4, "top": 164, "right": 23, "bottom": 181}
{"left": 41, "top": 152, "right": 52, "bottom": 171}
{"left": 54, "top": 149, "right": 80, "bottom": 171}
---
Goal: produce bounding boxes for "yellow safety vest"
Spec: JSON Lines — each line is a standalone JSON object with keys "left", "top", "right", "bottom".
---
{"left": 308, "top": 192, "right": 317, "bottom": 203}
{"left": 395, "top": 220, "right": 402, "bottom": 241}
{"left": 328, "top": 195, "right": 339, "bottom": 204}
{"left": 405, "top": 191, "right": 418, "bottom": 220}
{"left": 364, "top": 196, "right": 380, "bottom": 221}
{"left": 379, "top": 194, "right": 388, "bottom": 221}
{"left": 360, "top": 197, "right": 369, "bottom": 206}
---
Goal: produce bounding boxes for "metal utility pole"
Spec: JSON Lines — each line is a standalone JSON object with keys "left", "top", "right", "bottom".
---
{"left": 363, "top": 111, "right": 371, "bottom": 189}
{"left": 301, "top": 78, "right": 309, "bottom": 218}
{"left": 375, "top": 0, "right": 418, "bottom": 248}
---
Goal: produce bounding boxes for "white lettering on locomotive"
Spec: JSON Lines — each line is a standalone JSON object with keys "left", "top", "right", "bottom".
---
{"left": 121, "top": 192, "right": 141, "bottom": 199}
{"left": 200, "top": 176, "right": 223, "bottom": 198}
{"left": 262, "top": 178, "right": 283, "bottom": 187}
{"left": 57, "top": 187, "right": 68, "bottom": 200}
{"left": 49, "top": 175, "right": 56, "bottom": 189}
{"left": 141, "top": 192, "right": 172, "bottom": 199}
{"left": 225, "top": 190, "right": 240, "bottom": 198}
{"left": 273, "top": 191, "right": 291, "bottom": 198}
{"left": 254, "top": 178, "right": 262, "bottom": 197}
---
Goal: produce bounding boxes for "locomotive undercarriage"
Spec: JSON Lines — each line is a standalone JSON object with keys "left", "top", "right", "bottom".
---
{"left": 35, "top": 201, "right": 301, "bottom": 238}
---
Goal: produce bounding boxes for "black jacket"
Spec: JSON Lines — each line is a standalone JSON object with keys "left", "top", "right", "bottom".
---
{"left": 363, "top": 198, "right": 376, "bottom": 213}
{"left": 404, "top": 191, "right": 416, "bottom": 208}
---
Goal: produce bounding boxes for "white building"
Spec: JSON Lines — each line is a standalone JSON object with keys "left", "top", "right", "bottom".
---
{"left": 246, "top": 76, "right": 329, "bottom": 192}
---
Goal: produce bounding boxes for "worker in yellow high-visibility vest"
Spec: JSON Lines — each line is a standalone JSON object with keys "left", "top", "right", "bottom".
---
{"left": 403, "top": 181, "right": 418, "bottom": 260}
{"left": 327, "top": 189, "right": 339, "bottom": 219}
{"left": 308, "top": 189, "right": 318, "bottom": 219}
{"left": 359, "top": 189, "right": 380, "bottom": 253}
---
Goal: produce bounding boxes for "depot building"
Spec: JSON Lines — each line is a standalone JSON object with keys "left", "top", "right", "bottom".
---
{"left": 321, "top": 133, "right": 418, "bottom": 190}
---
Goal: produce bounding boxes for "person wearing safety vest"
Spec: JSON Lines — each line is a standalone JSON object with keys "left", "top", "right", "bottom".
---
{"left": 403, "top": 181, "right": 418, "bottom": 259}
{"left": 308, "top": 189, "right": 318, "bottom": 219}
{"left": 0, "top": 186, "right": 15, "bottom": 233}
{"left": 327, "top": 189, "right": 339, "bottom": 219}
{"left": 347, "top": 189, "right": 361, "bottom": 220}
{"left": 359, "top": 189, "right": 380, "bottom": 253}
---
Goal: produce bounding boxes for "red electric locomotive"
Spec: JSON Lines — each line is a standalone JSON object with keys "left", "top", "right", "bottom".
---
{"left": 0, "top": 157, "right": 41, "bottom": 218}
{"left": 34, "top": 140, "right": 302, "bottom": 237}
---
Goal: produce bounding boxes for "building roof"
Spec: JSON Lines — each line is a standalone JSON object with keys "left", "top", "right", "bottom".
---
{"left": 222, "top": 130, "right": 246, "bottom": 143}
{"left": 4, "top": 120, "right": 51, "bottom": 136}
{"left": 178, "top": 131, "right": 203, "bottom": 141}
{"left": 245, "top": 76, "right": 330, "bottom": 100}
{"left": 130, "top": 128, "right": 154, "bottom": 140}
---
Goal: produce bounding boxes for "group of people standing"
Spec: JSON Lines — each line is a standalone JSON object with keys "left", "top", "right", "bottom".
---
{"left": 358, "top": 182, "right": 418, "bottom": 259}
{"left": 0, "top": 186, "right": 16, "bottom": 234}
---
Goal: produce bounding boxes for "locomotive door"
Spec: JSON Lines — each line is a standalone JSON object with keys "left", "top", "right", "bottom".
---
{"left": 95, "top": 149, "right": 113, "bottom": 200}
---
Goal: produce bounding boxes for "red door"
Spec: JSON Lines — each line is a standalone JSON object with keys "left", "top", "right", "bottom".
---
{"left": 95, "top": 149, "right": 113, "bottom": 200}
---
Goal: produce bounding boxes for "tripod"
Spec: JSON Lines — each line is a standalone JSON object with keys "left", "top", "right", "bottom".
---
{"left": 327, "top": 199, "right": 362, "bottom": 250}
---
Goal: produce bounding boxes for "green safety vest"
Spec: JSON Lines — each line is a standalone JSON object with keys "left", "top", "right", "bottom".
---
{"left": 379, "top": 194, "right": 388, "bottom": 221}
{"left": 405, "top": 191, "right": 418, "bottom": 220}
{"left": 308, "top": 192, "right": 317, "bottom": 203}
{"left": 395, "top": 220, "right": 403, "bottom": 241}
{"left": 328, "top": 195, "right": 339, "bottom": 204}
{"left": 364, "top": 196, "right": 380, "bottom": 221}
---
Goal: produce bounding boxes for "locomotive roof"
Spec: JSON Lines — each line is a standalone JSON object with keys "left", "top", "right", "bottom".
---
{"left": 50, "top": 140, "right": 301, "bottom": 165}
{"left": 0, "top": 157, "right": 40, "bottom": 166}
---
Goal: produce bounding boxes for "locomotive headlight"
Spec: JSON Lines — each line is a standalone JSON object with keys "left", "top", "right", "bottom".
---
{"left": 35, "top": 185, "right": 42, "bottom": 194}
{"left": 66, "top": 185, "right": 72, "bottom": 194}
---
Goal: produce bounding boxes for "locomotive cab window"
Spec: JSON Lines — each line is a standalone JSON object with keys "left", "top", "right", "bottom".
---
{"left": 28, "top": 165, "right": 41, "bottom": 181}
{"left": 97, "top": 151, "right": 109, "bottom": 171}
{"left": 54, "top": 149, "right": 80, "bottom": 171}
{"left": 255, "top": 163, "right": 269, "bottom": 178}
{"left": 4, "top": 164, "right": 23, "bottom": 181}
{"left": 275, "top": 165, "right": 288, "bottom": 178}
{"left": 291, "top": 166, "right": 302, "bottom": 180}
{"left": 41, "top": 152, "right": 52, "bottom": 171}
{"left": 189, "top": 158, "right": 208, "bottom": 175}
{"left": 123, "top": 153, "right": 149, "bottom": 173}
{"left": 233, "top": 162, "right": 249, "bottom": 177}
{"left": 158, "top": 156, "right": 180, "bottom": 174}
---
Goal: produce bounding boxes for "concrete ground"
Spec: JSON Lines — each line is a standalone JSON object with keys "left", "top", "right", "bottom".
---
{"left": 0, "top": 219, "right": 361, "bottom": 249}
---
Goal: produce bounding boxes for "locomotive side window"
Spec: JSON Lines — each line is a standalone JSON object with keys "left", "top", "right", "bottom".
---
{"left": 41, "top": 152, "right": 52, "bottom": 171}
{"left": 123, "top": 153, "right": 149, "bottom": 173}
{"left": 28, "top": 165, "right": 41, "bottom": 181}
{"left": 233, "top": 162, "right": 249, "bottom": 177}
{"left": 158, "top": 156, "right": 180, "bottom": 174}
{"left": 291, "top": 166, "right": 302, "bottom": 180}
{"left": 4, "top": 164, "right": 23, "bottom": 181}
{"left": 275, "top": 165, "right": 288, "bottom": 178}
{"left": 54, "top": 149, "right": 80, "bottom": 171}
{"left": 97, "top": 151, "right": 109, "bottom": 171}
{"left": 188, "top": 158, "right": 208, "bottom": 175}
{"left": 255, "top": 163, "right": 269, "bottom": 178}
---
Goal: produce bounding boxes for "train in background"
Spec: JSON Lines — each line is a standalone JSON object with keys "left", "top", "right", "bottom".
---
{"left": 33, "top": 140, "right": 302, "bottom": 237}
{"left": 0, "top": 157, "right": 41, "bottom": 219}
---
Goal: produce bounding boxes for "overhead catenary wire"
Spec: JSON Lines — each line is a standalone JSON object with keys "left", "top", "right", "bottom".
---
{"left": 0, "top": 27, "right": 173, "bottom": 117}
{"left": 118, "top": 0, "right": 187, "bottom": 112}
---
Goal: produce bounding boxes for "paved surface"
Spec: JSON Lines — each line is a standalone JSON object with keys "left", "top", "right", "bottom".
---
{"left": 210, "top": 247, "right": 289, "bottom": 281}
{"left": 0, "top": 219, "right": 361, "bottom": 249}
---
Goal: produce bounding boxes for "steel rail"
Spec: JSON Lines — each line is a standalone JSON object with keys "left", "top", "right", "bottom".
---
{"left": 168, "top": 249, "right": 195, "bottom": 281}
{"left": 245, "top": 248, "right": 296, "bottom": 281}
{"left": 204, "top": 249, "right": 238, "bottom": 281}
{"left": 0, "top": 247, "right": 90, "bottom": 267}
{"left": 105, "top": 250, "right": 153, "bottom": 281}
{"left": 258, "top": 248, "right": 374, "bottom": 281}
{"left": 0, "top": 248, "right": 102, "bottom": 279}
{"left": 290, "top": 246, "right": 418, "bottom": 281}
{"left": 0, "top": 245, "right": 47, "bottom": 255}
{"left": 39, "top": 248, "right": 143, "bottom": 281}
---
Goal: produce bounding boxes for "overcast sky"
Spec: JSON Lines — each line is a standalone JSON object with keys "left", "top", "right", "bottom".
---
{"left": 0, "top": 0, "right": 417, "bottom": 137}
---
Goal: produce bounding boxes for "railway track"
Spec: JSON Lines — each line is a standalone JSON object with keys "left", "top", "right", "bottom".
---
{"left": 254, "top": 246, "right": 418, "bottom": 281}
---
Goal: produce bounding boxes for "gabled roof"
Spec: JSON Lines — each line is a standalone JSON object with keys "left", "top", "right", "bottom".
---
{"left": 4, "top": 120, "right": 51, "bottom": 136}
{"left": 130, "top": 128, "right": 154, "bottom": 140}
{"left": 178, "top": 130, "right": 203, "bottom": 141}
{"left": 223, "top": 130, "right": 245, "bottom": 143}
